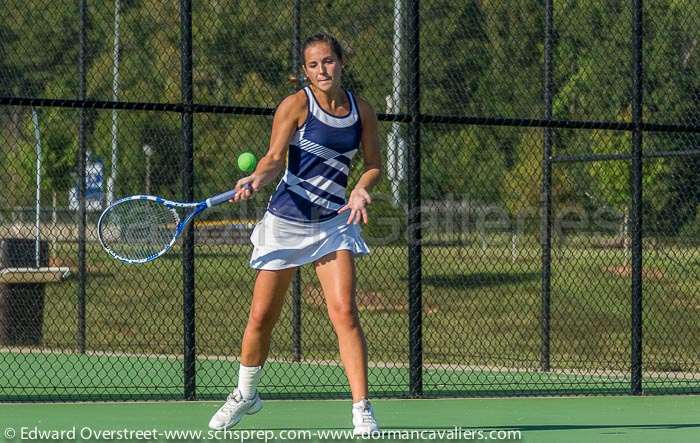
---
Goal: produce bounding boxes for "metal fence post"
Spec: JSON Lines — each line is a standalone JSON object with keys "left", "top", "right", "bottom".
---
{"left": 630, "top": 0, "right": 644, "bottom": 395}
{"left": 407, "top": 0, "right": 422, "bottom": 398}
{"left": 291, "top": 0, "right": 303, "bottom": 362}
{"left": 77, "top": 0, "right": 87, "bottom": 355}
{"left": 540, "top": 0, "right": 554, "bottom": 373}
{"left": 180, "top": 0, "right": 196, "bottom": 401}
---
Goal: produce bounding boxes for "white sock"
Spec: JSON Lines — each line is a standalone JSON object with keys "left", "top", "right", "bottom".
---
{"left": 237, "top": 364, "right": 263, "bottom": 399}
{"left": 353, "top": 398, "right": 369, "bottom": 409}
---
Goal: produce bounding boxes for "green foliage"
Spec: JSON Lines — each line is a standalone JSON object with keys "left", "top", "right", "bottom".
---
{"left": 678, "top": 205, "right": 700, "bottom": 240}
{"left": 43, "top": 116, "right": 77, "bottom": 197}
{"left": 502, "top": 128, "right": 542, "bottom": 218}
{"left": 421, "top": 0, "right": 490, "bottom": 115}
{"left": 423, "top": 126, "right": 505, "bottom": 202}
{"left": 0, "top": 0, "right": 698, "bottom": 239}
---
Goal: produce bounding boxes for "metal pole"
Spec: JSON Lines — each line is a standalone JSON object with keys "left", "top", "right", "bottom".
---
{"left": 143, "top": 144, "right": 153, "bottom": 195}
{"left": 291, "top": 272, "right": 302, "bottom": 361}
{"left": 145, "top": 154, "right": 150, "bottom": 194}
{"left": 540, "top": 0, "right": 554, "bottom": 373}
{"left": 407, "top": 0, "right": 422, "bottom": 398}
{"left": 108, "top": 0, "right": 121, "bottom": 206}
{"left": 291, "top": 0, "right": 303, "bottom": 362}
{"left": 77, "top": 0, "right": 87, "bottom": 354}
{"left": 180, "top": 0, "right": 196, "bottom": 401}
{"left": 630, "top": 0, "right": 644, "bottom": 395}
{"left": 292, "top": 0, "right": 301, "bottom": 80}
{"left": 387, "top": 0, "right": 405, "bottom": 207}
{"left": 32, "top": 108, "right": 42, "bottom": 269}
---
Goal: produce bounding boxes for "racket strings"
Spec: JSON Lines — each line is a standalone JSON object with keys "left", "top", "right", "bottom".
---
{"left": 100, "top": 199, "right": 180, "bottom": 261}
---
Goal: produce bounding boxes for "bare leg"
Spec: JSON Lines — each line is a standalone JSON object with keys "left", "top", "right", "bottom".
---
{"left": 239, "top": 268, "right": 296, "bottom": 366}
{"left": 314, "top": 250, "right": 368, "bottom": 401}
{"left": 209, "top": 269, "right": 295, "bottom": 429}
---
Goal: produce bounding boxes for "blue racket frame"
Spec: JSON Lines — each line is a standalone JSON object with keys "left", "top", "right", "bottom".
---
{"left": 97, "top": 189, "right": 238, "bottom": 264}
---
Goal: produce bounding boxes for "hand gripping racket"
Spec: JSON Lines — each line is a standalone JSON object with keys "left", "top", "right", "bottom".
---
{"left": 98, "top": 188, "right": 245, "bottom": 264}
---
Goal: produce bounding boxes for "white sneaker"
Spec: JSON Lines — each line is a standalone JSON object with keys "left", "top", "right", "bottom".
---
{"left": 352, "top": 399, "right": 380, "bottom": 436}
{"left": 208, "top": 389, "right": 263, "bottom": 430}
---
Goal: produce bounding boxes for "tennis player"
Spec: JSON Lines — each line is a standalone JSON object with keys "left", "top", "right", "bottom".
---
{"left": 208, "top": 33, "right": 381, "bottom": 436}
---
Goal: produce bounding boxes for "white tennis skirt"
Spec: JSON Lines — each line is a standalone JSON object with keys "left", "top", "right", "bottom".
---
{"left": 249, "top": 211, "right": 370, "bottom": 270}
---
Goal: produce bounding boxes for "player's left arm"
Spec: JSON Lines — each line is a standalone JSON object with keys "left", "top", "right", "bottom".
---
{"left": 340, "top": 96, "right": 382, "bottom": 224}
{"left": 355, "top": 97, "right": 382, "bottom": 191}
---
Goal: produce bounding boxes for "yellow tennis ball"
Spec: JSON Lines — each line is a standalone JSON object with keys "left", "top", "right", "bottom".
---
{"left": 237, "top": 152, "right": 257, "bottom": 173}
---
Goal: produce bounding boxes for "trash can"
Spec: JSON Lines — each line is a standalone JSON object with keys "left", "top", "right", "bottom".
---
{"left": 0, "top": 238, "right": 48, "bottom": 345}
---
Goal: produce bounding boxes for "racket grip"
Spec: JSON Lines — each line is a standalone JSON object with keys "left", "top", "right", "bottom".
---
{"left": 206, "top": 184, "right": 253, "bottom": 207}
{"left": 206, "top": 190, "right": 237, "bottom": 207}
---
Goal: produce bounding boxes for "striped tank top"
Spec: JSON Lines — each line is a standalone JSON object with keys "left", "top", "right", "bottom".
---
{"left": 267, "top": 86, "right": 362, "bottom": 222}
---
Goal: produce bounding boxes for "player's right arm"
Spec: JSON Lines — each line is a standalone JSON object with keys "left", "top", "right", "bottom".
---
{"left": 233, "top": 91, "right": 306, "bottom": 201}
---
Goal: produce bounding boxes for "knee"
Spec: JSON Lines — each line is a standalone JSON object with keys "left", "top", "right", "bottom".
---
{"left": 327, "top": 300, "right": 359, "bottom": 330}
{"left": 247, "top": 307, "right": 277, "bottom": 332}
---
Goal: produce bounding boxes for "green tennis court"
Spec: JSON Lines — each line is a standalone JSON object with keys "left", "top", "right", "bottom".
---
{"left": 0, "top": 395, "right": 697, "bottom": 442}
{"left": 1, "top": 350, "right": 698, "bottom": 442}
{"left": 2, "top": 350, "right": 697, "bottom": 401}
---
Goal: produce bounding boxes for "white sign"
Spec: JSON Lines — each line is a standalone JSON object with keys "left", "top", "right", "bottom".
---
{"left": 69, "top": 153, "right": 104, "bottom": 211}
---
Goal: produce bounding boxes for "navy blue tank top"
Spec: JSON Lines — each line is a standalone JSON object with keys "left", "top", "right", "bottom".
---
{"left": 267, "top": 86, "right": 362, "bottom": 222}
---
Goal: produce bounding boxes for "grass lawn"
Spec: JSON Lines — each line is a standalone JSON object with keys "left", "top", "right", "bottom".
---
{"left": 0, "top": 235, "right": 695, "bottom": 399}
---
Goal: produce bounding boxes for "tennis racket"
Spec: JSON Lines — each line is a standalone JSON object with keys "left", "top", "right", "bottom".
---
{"left": 97, "top": 188, "right": 245, "bottom": 264}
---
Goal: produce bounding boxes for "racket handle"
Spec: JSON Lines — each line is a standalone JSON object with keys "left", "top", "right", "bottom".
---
{"left": 206, "top": 184, "right": 253, "bottom": 207}
{"left": 206, "top": 190, "right": 237, "bottom": 207}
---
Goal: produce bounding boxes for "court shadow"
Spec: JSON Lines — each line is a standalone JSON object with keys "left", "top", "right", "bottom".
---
{"left": 246, "top": 423, "right": 700, "bottom": 435}
{"left": 466, "top": 423, "right": 700, "bottom": 432}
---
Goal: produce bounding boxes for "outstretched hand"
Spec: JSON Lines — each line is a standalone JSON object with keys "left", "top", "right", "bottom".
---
{"left": 230, "top": 175, "right": 259, "bottom": 202}
{"left": 339, "top": 187, "right": 372, "bottom": 224}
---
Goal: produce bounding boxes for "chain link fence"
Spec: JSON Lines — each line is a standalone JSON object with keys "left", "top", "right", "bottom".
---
{"left": 0, "top": 0, "right": 698, "bottom": 401}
